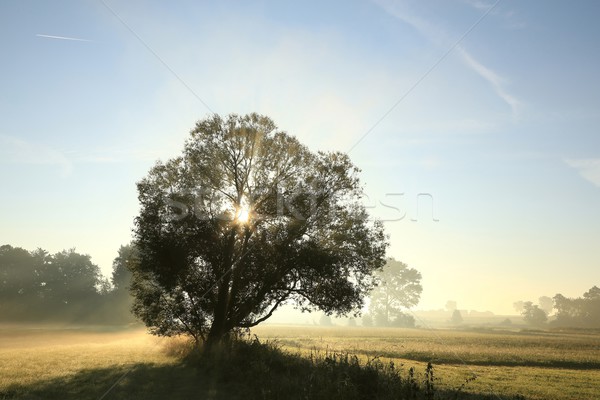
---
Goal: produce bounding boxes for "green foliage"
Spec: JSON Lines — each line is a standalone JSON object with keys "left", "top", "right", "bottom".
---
{"left": 111, "top": 244, "right": 137, "bottom": 291}
{"left": 552, "top": 286, "right": 600, "bottom": 328}
{"left": 0, "top": 243, "right": 137, "bottom": 324}
{"left": 369, "top": 258, "right": 422, "bottom": 326}
{"left": 131, "top": 113, "right": 388, "bottom": 346}
{"left": 521, "top": 302, "right": 547, "bottom": 326}
{"left": 192, "top": 337, "right": 471, "bottom": 400}
{"left": 0, "top": 245, "right": 108, "bottom": 322}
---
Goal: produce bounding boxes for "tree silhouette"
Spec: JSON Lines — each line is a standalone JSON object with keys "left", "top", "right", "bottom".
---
{"left": 445, "top": 300, "right": 457, "bottom": 312}
{"left": 513, "top": 300, "right": 525, "bottom": 314}
{"left": 451, "top": 309, "right": 463, "bottom": 325}
{"left": 368, "top": 258, "right": 422, "bottom": 326}
{"left": 0, "top": 245, "right": 106, "bottom": 322}
{"left": 538, "top": 296, "right": 554, "bottom": 315}
{"left": 130, "top": 113, "right": 387, "bottom": 348}
{"left": 111, "top": 244, "right": 136, "bottom": 291}
{"left": 553, "top": 286, "right": 600, "bottom": 328}
{"left": 105, "top": 244, "right": 137, "bottom": 323}
{"left": 521, "top": 301, "right": 547, "bottom": 326}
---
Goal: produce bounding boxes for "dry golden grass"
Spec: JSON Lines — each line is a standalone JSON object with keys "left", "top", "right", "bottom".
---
{"left": 251, "top": 325, "right": 600, "bottom": 400}
{"left": 0, "top": 325, "right": 175, "bottom": 392}
{"left": 1, "top": 324, "right": 599, "bottom": 399}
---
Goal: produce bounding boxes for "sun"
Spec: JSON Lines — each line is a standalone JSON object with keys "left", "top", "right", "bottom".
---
{"left": 235, "top": 205, "right": 251, "bottom": 224}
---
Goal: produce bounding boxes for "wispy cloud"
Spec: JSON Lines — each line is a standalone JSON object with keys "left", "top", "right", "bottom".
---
{"left": 565, "top": 158, "right": 600, "bottom": 187}
{"left": 456, "top": 46, "right": 521, "bottom": 115}
{"left": 373, "top": 0, "right": 521, "bottom": 115}
{"left": 0, "top": 135, "right": 73, "bottom": 177}
{"left": 462, "top": 0, "right": 526, "bottom": 29}
{"left": 36, "top": 34, "right": 92, "bottom": 42}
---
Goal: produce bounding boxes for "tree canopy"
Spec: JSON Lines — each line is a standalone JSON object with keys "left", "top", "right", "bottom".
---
{"left": 368, "top": 258, "right": 422, "bottom": 327}
{"left": 0, "top": 245, "right": 109, "bottom": 322}
{"left": 130, "top": 113, "right": 388, "bottom": 347}
{"left": 552, "top": 286, "right": 600, "bottom": 328}
{"left": 521, "top": 301, "right": 547, "bottom": 326}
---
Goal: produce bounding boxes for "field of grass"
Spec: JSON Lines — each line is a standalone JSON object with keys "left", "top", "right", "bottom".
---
{"left": 253, "top": 325, "right": 600, "bottom": 399}
{"left": 0, "top": 324, "right": 598, "bottom": 399}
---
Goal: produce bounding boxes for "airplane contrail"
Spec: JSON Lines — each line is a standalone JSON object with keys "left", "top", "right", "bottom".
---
{"left": 36, "top": 34, "right": 92, "bottom": 42}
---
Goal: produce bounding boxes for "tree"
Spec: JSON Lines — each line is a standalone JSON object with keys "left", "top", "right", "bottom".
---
{"left": 0, "top": 245, "right": 107, "bottom": 322}
{"left": 451, "top": 309, "right": 463, "bottom": 325}
{"left": 538, "top": 296, "right": 554, "bottom": 315}
{"left": 319, "top": 314, "right": 333, "bottom": 326}
{"left": 368, "top": 258, "right": 422, "bottom": 326}
{"left": 130, "top": 113, "right": 387, "bottom": 349}
{"left": 41, "top": 249, "right": 103, "bottom": 306}
{"left": 521, "top": 301, "right": 547, "bottom": 326}
{"left": 553, "top": 287, "right": 600, "bottom": 328}
{"left": 513, "top": 301, "right": 525, "bottom": 314}
{"left": 104, "top": 244, "right": 138, "bottom": 324}
{"left": 112, "top": 244, "right": 136, "bottom": 291}
{"left": 0, "top": 245, "right": 40, "bottom": 319}
{"left": 445, "top": 300, "right": 457, "bottom": 312}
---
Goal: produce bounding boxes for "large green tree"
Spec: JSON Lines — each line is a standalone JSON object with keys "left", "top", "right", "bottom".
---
{"left": 369, "top": 258, "right": 422, "bottom": 327}
{"left": 130, "top": 113, "right": 387, "bottom": 348}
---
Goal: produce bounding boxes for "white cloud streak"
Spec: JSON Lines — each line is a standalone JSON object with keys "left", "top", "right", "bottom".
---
{"left": 456, "top": 46, "right": 521, "bottom": 115}
{"left": 36, "top": 34, "right": 92, "bottom": 42}
{"left": 373, "top": 0, "right": 521, "bottom": 115}
{"left": 0, "top": 135, "right": 73, "bottom": 177}
{"left": 565, "top": 158, "right": 600, "bottom": 187}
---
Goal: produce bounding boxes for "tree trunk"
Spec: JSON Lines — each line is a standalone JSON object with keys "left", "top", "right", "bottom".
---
{"left": 205, "top": 321, "right": 227, "bottom": 352}
{"left": 205, "top": 278, "right": 232, "bottom": 352}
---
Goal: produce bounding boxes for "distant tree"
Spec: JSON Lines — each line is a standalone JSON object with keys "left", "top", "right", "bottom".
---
{"left": 319, "top": 314, "right": 333, "bottom": 326}
{"left": 112, "top": 244, "right": 137, "bottom": 291}
{"left": 0, "top": 245, "right": 106, "bottom": 322}
{"left": 99, "top": 244, "right": 139, "bottom": 324}
{"left": 538, "top": 296, "right": 554, "bottom": 315}
{"left": 369, "top": 258, "right": 422, "bottom": 326}
{"left": 130, "top": 113, "right": 387, "bottom": 349}
{"left": 553, "top": 286, "right": 600, "bottom": 328}
{"left": 451, "top": 309, "right": 463, "bottom": 325}
{"left": 390, "top": 312, "right": 416, "bottom": 328}
{"left": 521, "top": 301, "right": 547, "bottom": 326}
{"left": 41, "top": 249, "right": 102, "bottom": 305}
{"left": 347, "top": 317, "right": 357, "bottom": 327}
{"left": 445, "top": 300, "right": 457, "bottom": 312}
{"left": 361, "top": 313, "right": 373, "bottom": 327}
{"left": 513, "top": 301, "right": 525, "bottom": 314}
{"left": 500, "top": 318, "right": 512, "bottom": 326}
{"left": 0, "top": 245, "right": 40, "bottom": 319}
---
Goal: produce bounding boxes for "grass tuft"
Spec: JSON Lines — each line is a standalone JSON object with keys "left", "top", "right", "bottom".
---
{"left": 186, "top": 335, "right": 510, "bottom": 400}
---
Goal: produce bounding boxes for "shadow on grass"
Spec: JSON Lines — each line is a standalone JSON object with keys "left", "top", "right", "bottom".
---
{"left": 363, "top": 351, "right": 600, "bottom": 370}
{"left": 0, "top": 362, "right": 235, "bottom": 400}
{"left": 0, "top": 340, "right": 527, "bottom": 400}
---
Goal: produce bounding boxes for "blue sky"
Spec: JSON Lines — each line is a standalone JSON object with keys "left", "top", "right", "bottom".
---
{"left": 1, "top": 0, "right": 599, "bottom": 314}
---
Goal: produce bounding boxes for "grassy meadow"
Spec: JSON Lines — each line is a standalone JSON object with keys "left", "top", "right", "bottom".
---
{"left": 253, "top": 325, "right": 600, "bottom": 399}
{"left": 0, "top": 324, "right": 598, "bottom": 399}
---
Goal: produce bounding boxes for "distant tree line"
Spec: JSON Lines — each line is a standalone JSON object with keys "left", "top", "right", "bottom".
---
{"left": 553, "top": 286, "right": 600, "bottom": 328}
{"left": 514, "top": 287, "right": 600, "bottom": 328}
{"left": 0, "top": 244, "right": 136, "bottom": 324}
